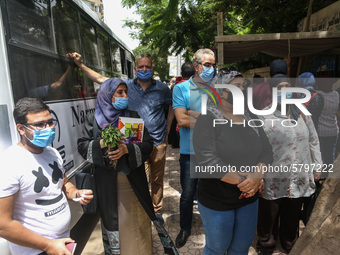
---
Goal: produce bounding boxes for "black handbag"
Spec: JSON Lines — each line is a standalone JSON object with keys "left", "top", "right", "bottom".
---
{"left": 75, "top": 164, "right": 98, "bottom": 214}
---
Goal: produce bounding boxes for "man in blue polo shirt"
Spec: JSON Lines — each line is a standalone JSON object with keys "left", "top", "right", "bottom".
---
{"left": 172, "top": 48, "right": 216, "bottom": 248}
{"left": 70, "top": 52, "right": 174, "bottom": 222}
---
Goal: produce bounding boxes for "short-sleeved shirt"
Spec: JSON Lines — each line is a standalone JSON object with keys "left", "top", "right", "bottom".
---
{"left": 124, "top": 78, "right": 172, "bottom": 146}
{"left": 172, "top": 77, "right": 206, "bottom": 154}
{"left": 0, "top": 145, "right": 71, "bottom": 255}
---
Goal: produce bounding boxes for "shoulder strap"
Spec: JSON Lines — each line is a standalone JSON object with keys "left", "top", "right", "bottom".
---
{"left": 305, "top": 92, "right": 317, "bottom": 107}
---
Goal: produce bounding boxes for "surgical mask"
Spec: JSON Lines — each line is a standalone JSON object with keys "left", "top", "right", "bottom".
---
{"left": 199, "top": 66, "right": 215, "bottom": 83}
{"left": 24, "top": 126, "right": 55, "bottom": 147}
{"left": 112, "top": 97, "right": 129, "bottom": 109}
{"left": 137, "top": 70, "right": 153, "bottom": 82}
{"left": 277, "top": 91, "right": 293, "bottom": 104}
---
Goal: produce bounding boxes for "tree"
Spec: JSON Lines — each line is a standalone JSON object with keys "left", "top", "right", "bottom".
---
{"left": 123, "top": 0, "right": 336, "bottom": 70}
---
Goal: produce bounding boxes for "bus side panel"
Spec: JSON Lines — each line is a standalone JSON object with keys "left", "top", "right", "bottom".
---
{"left": 48, "top": 99, "right": 96, "bottom": 175}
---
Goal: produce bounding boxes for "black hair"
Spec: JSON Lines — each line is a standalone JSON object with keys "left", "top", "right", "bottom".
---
{"left": 13, "top": 97, "right": 50, "bottom": 125}
{"left": 181, "top": 62, "right": 195, "bottom": 78}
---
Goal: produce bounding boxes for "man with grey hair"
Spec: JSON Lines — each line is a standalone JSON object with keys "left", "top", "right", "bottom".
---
{"left": 172, "top": 48, "right": 216, "bottom": 248}
{"left": 70, "top": 52, "right": 174, "bottom": 224}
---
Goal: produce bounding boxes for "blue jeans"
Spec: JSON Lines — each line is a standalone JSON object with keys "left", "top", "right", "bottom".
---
{"left": 179, "top": 154, "right": 198, "bottom": 231}
{"left": 198, "top": 200, "right": 258, "bottom": 255}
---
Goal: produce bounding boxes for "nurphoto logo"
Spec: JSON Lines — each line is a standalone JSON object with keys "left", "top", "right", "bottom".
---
{"left": 201, "top": 85, "right": 312, "bottom": 116}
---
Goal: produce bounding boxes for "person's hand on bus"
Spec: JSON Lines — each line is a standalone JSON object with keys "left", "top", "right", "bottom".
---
{"left": 73, "top": 189, "right": 93, "bottom": 205}
{"left": 71, "top": 52, "right": 83, "bottom": 67}
{"left": 45, "top": 238, "right": 74, "bottom": 255}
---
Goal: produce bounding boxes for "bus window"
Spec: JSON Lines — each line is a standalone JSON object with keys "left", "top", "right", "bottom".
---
{"left": 111, "top": 40, "right": 122, "bottom": 73}
{"left": 6, "top": 0, "right": 54, "bottom": 52}
{"left": 52, "top": 0, "right": 81, "bottom": 56}
{"left": 97, "top": 29, "right": 111, "bottom": 70}
{"left": 80, "top": 17, "right": 98, "bottom": 67}
{"left": 127, "top": 60, "right": 133, "bottom": 78}
{"left": 8, "top": 47, "right": 82, "bottom": 102}
{"left": 120, "top": 48, "right": 126, "bottom": 75}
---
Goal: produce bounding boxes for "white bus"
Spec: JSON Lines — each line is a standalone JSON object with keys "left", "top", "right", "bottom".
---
{"left": 0, "top": 0, "right": 135, "bottom": 253}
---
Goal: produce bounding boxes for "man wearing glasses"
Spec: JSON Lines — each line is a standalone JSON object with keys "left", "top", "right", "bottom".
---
{"left": 172, "top": 48, "right": 216, "bottom": 248}
{"left": 0, "top": 97, "right": 93, "bottom": 255}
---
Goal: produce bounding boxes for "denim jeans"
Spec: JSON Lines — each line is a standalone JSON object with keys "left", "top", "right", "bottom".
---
{"left": 198, "top": 200, "right": 258, "bottom": 255}
{"left": 179, "top": 154, "right": 198, "bottom": 232}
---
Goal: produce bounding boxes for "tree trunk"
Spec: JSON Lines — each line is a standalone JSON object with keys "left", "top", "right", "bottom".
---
{"left": 289, "top": 156, "right": 340, "bottom": 255}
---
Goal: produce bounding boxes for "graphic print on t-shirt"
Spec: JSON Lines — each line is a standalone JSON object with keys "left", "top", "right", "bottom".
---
{"left": 32, "top": 160, "right": 64, "bottom": 206}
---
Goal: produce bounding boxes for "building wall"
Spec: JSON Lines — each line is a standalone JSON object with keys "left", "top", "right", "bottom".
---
{"left": 82, "top": 0, "right": 104, "bottom": 20}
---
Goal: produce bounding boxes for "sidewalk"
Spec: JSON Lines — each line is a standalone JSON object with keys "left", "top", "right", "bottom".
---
{"left": 82, "top": 145, "right": 292, "bottom": 255}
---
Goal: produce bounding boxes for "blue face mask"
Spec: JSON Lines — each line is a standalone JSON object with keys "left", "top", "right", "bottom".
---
{"left": 199, "top": 66, "right": 215, "bottom": 83}
{"left": 137, "top": 70, "right": 153, "bottom": 82}
{"left": 112, "top": 97, "right": 129, "bottom": 110}
{"left": 277, "top": 91, "right": 293, "bottom": 104}
{"left": 24, "top": 126, "right": 55, "bottom": 147}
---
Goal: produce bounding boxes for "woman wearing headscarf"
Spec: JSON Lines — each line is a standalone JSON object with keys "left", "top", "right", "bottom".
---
{"left": 316, "top": 77, "right": 339, "bottom": 174}
{"left": 193, "top": 70, "right": 273, "bottom": 255}
{"left": 298, "top": 72, "right": 324, "bottom": 224}
{"left": 256, "top": 74, "right": 322, "bottom": 255}
{"left": 298, "top": 72, "right": 324, "bottom": 129}
{"left": 77, "top": 78, "right": 154, "bottom": 254}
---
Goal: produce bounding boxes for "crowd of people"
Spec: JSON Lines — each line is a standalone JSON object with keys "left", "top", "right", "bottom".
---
{"left": 0, "top": 48, "right": 339, "bottom": 255}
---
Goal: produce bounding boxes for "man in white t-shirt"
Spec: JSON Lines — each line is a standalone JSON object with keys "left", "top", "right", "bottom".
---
{"left": 0, "top": 98, "right": 93, "bottom": 255}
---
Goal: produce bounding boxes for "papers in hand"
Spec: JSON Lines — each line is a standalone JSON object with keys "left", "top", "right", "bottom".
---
{"left": 118, "top": 117, "right": 144, "bottom": 144}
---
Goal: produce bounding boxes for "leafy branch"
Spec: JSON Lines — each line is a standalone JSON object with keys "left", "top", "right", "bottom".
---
{"left": 101, "top": 125, "right": 122, "bottom": 167}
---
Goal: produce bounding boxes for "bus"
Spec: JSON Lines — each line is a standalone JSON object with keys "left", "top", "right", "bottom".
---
{"left": 0, "top": 0, "right": 135, "bottom": 253}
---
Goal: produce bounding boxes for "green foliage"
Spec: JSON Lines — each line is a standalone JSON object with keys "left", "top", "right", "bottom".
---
{"left": 123, "top": 0, "right": 336, "bottom": 71}
{"left": 101, "top": 125, "right": 121, "bottom": 150}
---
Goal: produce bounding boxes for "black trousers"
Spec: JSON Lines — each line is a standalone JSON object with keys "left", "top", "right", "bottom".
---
{"left": 256, "top": 197, "right": 303, "bottom": 253}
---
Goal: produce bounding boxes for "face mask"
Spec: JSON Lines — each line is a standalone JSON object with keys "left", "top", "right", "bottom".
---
{"left": 277, "top": 91, "right": 293, "bottom": 104}
{"left": 221, "top": 89, "right": 247, "bottom": 107}
{"left": 137, "top": 70, "right": 153, "bottom": 82}
{"left": 112, "top": 97, "right": 129, "bottom": 110}
{"left": 199, "top": 66, "right": 215, "bottom": 83}
{"left": 24, "top": 126, "right": 55, "bottom": 148}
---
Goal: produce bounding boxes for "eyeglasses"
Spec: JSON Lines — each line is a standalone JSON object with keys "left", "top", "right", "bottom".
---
{"left": 200, "top": 62, "right": 216, "bottom": 69}
{"left": 23, "top": 119, "right": 58, "bottom": 130}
